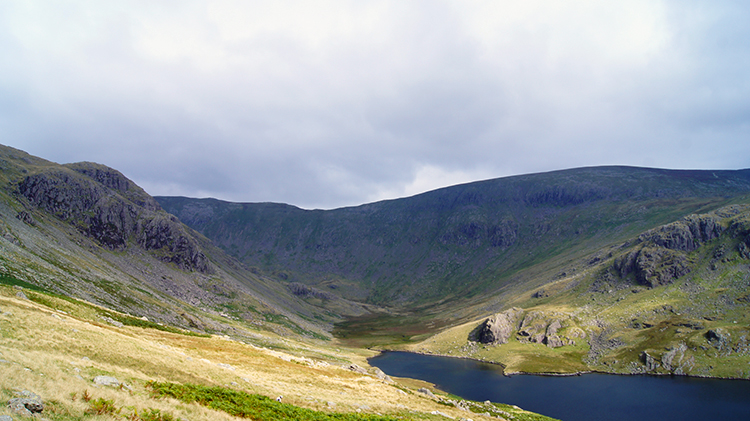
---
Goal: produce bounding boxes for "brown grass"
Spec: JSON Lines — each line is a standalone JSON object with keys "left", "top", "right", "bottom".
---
{"left": 0, "top": 288, "right": 501, "bottom": 420}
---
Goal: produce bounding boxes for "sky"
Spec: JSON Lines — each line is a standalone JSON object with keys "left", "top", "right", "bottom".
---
{"left": 1, "top": 1, "right": 749, "bottom": 210}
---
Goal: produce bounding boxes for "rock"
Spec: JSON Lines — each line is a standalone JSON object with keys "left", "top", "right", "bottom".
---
{"left": 705, "top": 328, "right": 731, "bottom": 352}
{"left": 661, "top": 343, "right": 694, "bottom": 374}
{"left": 640, "top": 214, "right": 724, "bottom": 252}
{"left": 0, "top": 415, "right": 13, "bottom": 421}
{"left": 544, "top": 319, "right": 564, "bottom": 348}
{"left": 17, "top": 167, "right": 210, "bottom": 273}
{"left": 16, "top": 210, "right": 35, "bottom": 225}
{"left": 532, "top": 289, "right": 549, "bottom": 299}
{"left": 430, "top": 410, "right": 452, "bottom": 418}
{"left": 217, "top": 363, "right": 236, "bottom": 370}
{"left": 8, "top": 390, "right": 43, "bottom": 416}
{"left": 477, "top": 307, "right": 524, "bottom": 344}
{"left": 373, "top": 368, "right": 393, "bottom": 382}
{"left": 417, "top": 388, "right": 436, "bottom": 399}
{"left": 517, "top": 311, "right": 548, "bottom": 344}
{"left": 93, "top": 375, "right": 121, "bottom": 387}
{"left": 347, "top": 364, "right": 368, "bottom": 374}
{"left": 14, "top": 291, "right": 28, "bottom": 300}
{"left": 640, "top": 351, "right": 660, "bottom": 371}
{"left": 101, "top": 316, "right": 124, "bottom": 328}
{"left": 287, "top": 282, "right": 335, "bottom": 300}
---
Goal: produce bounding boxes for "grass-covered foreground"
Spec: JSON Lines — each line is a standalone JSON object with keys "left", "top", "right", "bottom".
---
{"left": 0, "top": 282, "right": 556, "bottom": 420}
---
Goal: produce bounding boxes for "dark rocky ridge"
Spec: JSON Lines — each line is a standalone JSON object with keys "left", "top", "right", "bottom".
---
{"left": 17, "top": 164, "right": 210, "bottom": 273}
{"left": 612, "top": 212, "right": 735, "bottom": 287}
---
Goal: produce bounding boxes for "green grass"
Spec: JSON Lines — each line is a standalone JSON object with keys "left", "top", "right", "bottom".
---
{"left": 5, "top": 283, "right": 211, "bottom": 338}
{"left": 0, "top": 273, "right": 47, "bottom": 292}
{"left": 147, "top": 382, "right": 398, "bottom": 421}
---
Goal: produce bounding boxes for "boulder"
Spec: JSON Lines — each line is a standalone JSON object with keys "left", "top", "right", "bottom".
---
{"left": 517, "top": 311, "right": 548, "bottom": 344}
{"left": 477, "top": 307, "right": 523, "bottom": 344}
{"left": 417, "top": 388, "right": 437, "bottom": 399}
{"left": 93, "top": 375, "right": 121, "bottom": 387}
{"left": 8, "top": 390, "right": 43, "bottom": 416}
{"left": 705, "top": 328, "right": 731, "bottom": 352}
{"left": 373, "top": 368, "right": 393, "bottom": 382}
{"left": 640, "top": 351, "right": 660, "bottom": 371}
{"left": 347, "top": 364, "right": 368, "bottom": 375}
{"left": 544, "top": 319, "right": 564, "bottom": 348}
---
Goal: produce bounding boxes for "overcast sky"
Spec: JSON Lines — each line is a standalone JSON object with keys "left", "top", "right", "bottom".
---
{"left": 2, "top": 1, "right": 749, "bottom": 209}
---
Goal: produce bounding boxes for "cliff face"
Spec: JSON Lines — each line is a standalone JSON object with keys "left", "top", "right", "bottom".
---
{"left": 613, "top": 213, "right": 730, "bottom": 287}
{"left": 17, "top": 164, "right": 210, "bottom": 273}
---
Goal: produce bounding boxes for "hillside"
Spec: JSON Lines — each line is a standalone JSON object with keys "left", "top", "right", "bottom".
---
{"left": 0, "top": 144, "right": 372, "bottom": 341}
{"left": 408, "top": 203, "right": 750, "bottom": 379}
{"left": 156, "top": 167, "right": 750, "bottom": 329}
{"left": 1, "top": 284, "right": 552, "bottom": 421}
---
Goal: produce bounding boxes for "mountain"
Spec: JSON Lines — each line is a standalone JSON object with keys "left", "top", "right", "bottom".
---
{"left": 0, "top": 144, "right": 371, "bottom": 340}
{"left": 156, "top": 167, "right": 750, "bottom": 321}
{"left": 5, "top": 143, "right": 750, "bottom": 380}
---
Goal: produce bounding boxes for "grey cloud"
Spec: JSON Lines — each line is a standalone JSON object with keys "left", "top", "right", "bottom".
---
{"left": 1, "top": 1, "right": 749, "bottom": 209}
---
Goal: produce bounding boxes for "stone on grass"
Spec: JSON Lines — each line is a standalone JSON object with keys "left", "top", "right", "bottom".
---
{"left": 101, "top": 316, "right": 124, "bottom": 328}
{"left": 8, "top": 390, "right": 43, "bottom": 416}
{"left": 417, "top": 388, "right": 436, "bottom": 399}
{"left": 347, "top": 364, "right": 368, "bottom": 374}
{"left": 93, "top": 375, "right": 121, "bottom": 387}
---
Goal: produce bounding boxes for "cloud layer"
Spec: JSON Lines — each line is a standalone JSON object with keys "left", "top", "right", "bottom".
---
{"left": 2, "top": 1, "right": 749, "bottom": 209}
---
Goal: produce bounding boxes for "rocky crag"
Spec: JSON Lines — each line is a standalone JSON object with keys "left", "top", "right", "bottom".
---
{"left": 0, "top": 144, "right": 367, "bottom": 339}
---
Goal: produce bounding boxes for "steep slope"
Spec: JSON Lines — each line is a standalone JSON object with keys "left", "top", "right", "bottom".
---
{"left": 0, "top": 144, "right": 369, "bottom": 339}
{"left": 157, "top": 167, "right": 750, "bottom": 315}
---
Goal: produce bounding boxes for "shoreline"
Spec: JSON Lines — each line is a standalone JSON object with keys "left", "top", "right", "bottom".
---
{"left": 370, "top": 349, "right": 750, "bottom": 381}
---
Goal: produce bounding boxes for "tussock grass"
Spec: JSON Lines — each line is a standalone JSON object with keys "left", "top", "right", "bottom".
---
{"left": 0, "top": 286, "right": 522, "bottom": 420}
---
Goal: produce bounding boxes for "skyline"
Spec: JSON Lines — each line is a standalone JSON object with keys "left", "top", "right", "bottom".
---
{"left": 2, "top": 1, "right": 749, "bottom": 209}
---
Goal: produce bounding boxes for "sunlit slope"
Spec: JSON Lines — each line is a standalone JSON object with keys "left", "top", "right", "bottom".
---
{"left": 0, "top": 283, "right": 556, "bottom": 421}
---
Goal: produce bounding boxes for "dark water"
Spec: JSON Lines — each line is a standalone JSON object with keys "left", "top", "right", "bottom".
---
{"left": 369, "top": 351, "right": 750, "bottom": 421}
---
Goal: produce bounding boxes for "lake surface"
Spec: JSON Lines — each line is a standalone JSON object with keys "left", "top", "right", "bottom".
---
{"left": 369, "top": 351, "right": 750, "bottom": 421}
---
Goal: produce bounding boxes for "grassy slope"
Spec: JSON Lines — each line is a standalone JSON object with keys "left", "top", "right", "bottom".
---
{"left": 0, "top": 284, "right": 555, "bottom": 421}
{"left": 403, "top": 205, "right": 750, "bottom": 378}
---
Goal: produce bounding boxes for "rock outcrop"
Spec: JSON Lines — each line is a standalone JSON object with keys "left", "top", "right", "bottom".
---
{"left": 8, "top": 390, "right": 43, "bottom": 417}
{"left": 477, "top": 309, "right": 581, "bottom": 348}
{"left": 613, "top": 213, "right": 726, "bottom": 287}
{"left": 477, "top": 307, "right": 523, "bottom": 344}
{"left": 17, "top": 166, "right": 210, "bottom": 273}
{"left": 517, "top": 311, "right": 549, "bottom": 344}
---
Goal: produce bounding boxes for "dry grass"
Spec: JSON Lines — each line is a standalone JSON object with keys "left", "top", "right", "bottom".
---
{"left": 0, "top": 287, "right": 502, "bottom": 420}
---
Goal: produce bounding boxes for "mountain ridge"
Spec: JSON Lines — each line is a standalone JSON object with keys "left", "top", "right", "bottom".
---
{"left": 157, "top": 165, "right": 750, "bottom": 311}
